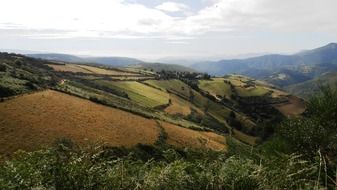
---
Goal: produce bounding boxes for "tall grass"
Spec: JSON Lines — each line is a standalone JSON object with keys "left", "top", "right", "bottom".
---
{"left": 0, "top": 142, "right": 323, "bottom": 190}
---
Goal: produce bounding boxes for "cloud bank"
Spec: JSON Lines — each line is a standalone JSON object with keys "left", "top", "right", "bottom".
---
{"left": 0, "top": 0, "right": 337, "bottom": 58}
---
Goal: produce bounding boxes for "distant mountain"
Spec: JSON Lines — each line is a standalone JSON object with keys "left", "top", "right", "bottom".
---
{"left": 0, "top": 49, "right": 47, "bottom": 55}
{"left": 28, "top": 53, "right": 197, "bottom": 72}
{"left": 84, "top": 57, "right": 143, "bottom": 67}
{"left": 262, "top": 63, "right": 337, "bottom": 87}
{"left": 27, "top": 53, "right": 143, "bottom": 67}
{"left": 192, "top": 43, "right": 337, "bottom": 77}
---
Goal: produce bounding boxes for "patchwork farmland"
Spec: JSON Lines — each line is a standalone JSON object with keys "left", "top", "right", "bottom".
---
{"left": 0, "top": 90, "right": 227, "bottom": 155}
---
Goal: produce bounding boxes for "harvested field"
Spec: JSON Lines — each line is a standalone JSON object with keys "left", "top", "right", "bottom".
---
{"left": 0, "top": 90, "right": 223, "bottom": 155}
{"left": 161, "top": 122, "right": 227, "bottom": 151}
{"left": 165, "top": 94, "right": 191, "bottom": 116}
{"left": 273, "top": 95, "right": 306, "bottom": 117}
{"left": 0, "top": 90, "right": 160, "bottom": 155}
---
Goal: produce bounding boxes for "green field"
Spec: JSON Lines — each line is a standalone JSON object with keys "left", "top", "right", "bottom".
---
{"left": 199, "top": 78, "right": 232, "bottom": 98}
{"left": 95, "top": 80, "right": 170, "bottom": 107}
{"left": 235, "top": 86, "right": 270, "bottom": 97}
{"left": 222, "top": 75, "right": 271, "bottom": 97}
{"left": 144, "top": 79, "right": 191, "bottom": 98}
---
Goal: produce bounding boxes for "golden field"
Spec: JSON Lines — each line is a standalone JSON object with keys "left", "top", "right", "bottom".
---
{"left": 0, "top": 90, "right": 227, "bottom": 155}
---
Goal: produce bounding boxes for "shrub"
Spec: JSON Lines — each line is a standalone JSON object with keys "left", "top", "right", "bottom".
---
{"left": 0, "top": 143, "right": 325, "bottom": 190}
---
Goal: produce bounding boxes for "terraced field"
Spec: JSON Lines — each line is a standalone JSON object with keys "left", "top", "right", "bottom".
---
{"left": 199, "top": 78, "right": 232, "bottom": 98}
{"left": 95, "top": 81, "right": 170, "bottom": 107}
{"left": 144, "top": 79, "right": 191, "bottom": 99}
{"left": 0, "top": 90, "right": 227, "bottom": 155}
{"left": 145, "top": 79, "right": 232, "bottom": 125}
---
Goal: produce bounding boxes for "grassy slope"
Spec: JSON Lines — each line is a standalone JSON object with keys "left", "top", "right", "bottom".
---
{"left": 235, "top": 86, "right": 269, "bottom": 97}
{"left": 199, "top": 78, "right": 232, "bottom": 98}
{"left": 94, "top": 80, "right": 170, "bottom": 107}
{"left": 144, "top": 79, "right": 191, "bottom": 98}
{"left": 56, "top": 80, "right": 205, "bottom": 131}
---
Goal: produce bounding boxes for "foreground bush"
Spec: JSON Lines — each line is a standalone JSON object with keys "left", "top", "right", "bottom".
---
{"left": 0, "top": 143, "right": 321, "bottom": 190}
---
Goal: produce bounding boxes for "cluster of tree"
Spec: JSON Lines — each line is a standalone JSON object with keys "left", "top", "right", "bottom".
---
{"left": 277, "top": 86, "right": 337, "bottom": 178}
{"left": 157, "top": 70, "right": 210, "bottom": 80}
{"left": 0, "top": 53, "right": 60, "bottom": 97}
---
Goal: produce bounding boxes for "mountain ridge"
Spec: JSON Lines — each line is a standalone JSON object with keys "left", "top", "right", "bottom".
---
{"left": 192, "top": 43, "right": 337, "bottom": 76}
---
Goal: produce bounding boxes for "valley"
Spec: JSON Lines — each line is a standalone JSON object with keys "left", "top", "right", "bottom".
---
{"left": 0, "top": 52, "right": 305, "bottom": 155}
{"left": 1, "top": 0, "right": 337, "bottom": 187}
{"left": 1, "top": 47, "right": 337, "bottom": 189}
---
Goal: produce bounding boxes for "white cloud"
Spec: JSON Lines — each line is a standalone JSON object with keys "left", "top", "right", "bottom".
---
{"left": 0, "top": 0, "right": 337, "bottom": 41}
{"left": 155, "top": 2, "right": 189, "bottom": 13}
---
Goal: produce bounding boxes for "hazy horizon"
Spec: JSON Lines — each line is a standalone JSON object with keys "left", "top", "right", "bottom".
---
{"left": 1, "top": 0, "right": 337, "bottom": 59}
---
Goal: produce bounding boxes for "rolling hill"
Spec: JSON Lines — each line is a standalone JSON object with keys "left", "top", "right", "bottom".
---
{"left": 285, "top": 72, "right": 337, "bottom": 99}
{"left": 0, "top": 52, "right": 305, "bottom": 155}
{"left": 28, "top": 53, "right": 196, "bottom": 73}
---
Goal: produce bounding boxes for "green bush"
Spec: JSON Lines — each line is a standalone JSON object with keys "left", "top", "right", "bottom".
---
{"left": 0, "top": 142, "right": 323, "bottom": 190}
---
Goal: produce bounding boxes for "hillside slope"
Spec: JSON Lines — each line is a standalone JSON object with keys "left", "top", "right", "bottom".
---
{"left": 285, "top": 72, "right": 337, "bottom": 98}
{"left": 0, "top": 90, "right": 227, "bottom": 155}
{"left": 0, "top": 52, "right": 305, "bottom": 152}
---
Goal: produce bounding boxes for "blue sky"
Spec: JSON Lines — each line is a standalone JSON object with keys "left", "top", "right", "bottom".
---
{"left": 0, "top": 0, "right": 337, "bottom": 60}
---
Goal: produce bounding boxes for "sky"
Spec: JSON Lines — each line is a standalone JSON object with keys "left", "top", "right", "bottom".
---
{"left": 0, "top": 0, "right": 337, "bottom": 60}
